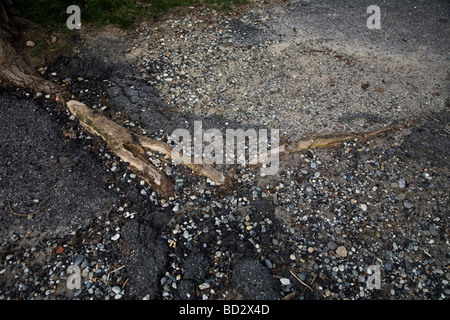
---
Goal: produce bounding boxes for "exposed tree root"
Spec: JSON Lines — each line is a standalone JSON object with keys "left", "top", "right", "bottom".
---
{"left": 280, "top": 125, "right": 398, "bottom": 155}
{"left": 1, "top": 2, "right": 400, "bottom": 200}
{"left": 0, "top": 1, "right": 69, "bottom": 98}
{"left": 66, "top": 100, "right": 227, "bottom": 199}
{"left": 66, "top": 101, "right": 400, "bottom": 199}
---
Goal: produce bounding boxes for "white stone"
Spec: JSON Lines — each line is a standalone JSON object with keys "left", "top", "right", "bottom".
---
{"left": 199, "top": 283, "right": 210, "bottom": 290}
{"left": 111, "top": 234, "right": 120, "bottom": 241}
{"left": 112, "top": 286, "right": 121, "bottom": 294}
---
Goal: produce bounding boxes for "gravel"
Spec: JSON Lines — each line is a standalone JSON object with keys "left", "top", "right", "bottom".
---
{"left": 1, "top": 0, "right": 449, "bottom": 301}
{"left": 129, "top": 0, "right": 448, "bottom": 142}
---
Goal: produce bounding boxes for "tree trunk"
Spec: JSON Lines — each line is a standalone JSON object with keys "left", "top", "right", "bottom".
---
{"left": 0, "top": 0, "right": 68, "bottom": 97}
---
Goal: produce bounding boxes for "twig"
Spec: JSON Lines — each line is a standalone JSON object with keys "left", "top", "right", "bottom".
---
{"left": 7, "top": 200, "right": 51, "bottom": 218}
{"left": 111, "top": 265, "right": 125, "bottom": 274}
{"left": 225, "top": 256, "right": 232, "bottom": 285}
{"left": 310, "top": 274, "right": 318, "bottom": 286}
{"left": 289, "top": 269, "right": 313, "bottom": 291}
{"left": 92, "top": 277, "right": 119, "bottom": 285}
{"left": 159, "top": 108, "right": 177, "bottom": 112}
{"left": 39, "top": 162, "right": 57, "bottom": 170}
{"left": 121, "top": 278, "right": 129, "bottom": 290}
{"left": 424, "top": 115, "right": 440, "bottom": 123}
{"left": 281, "top": 291, "right": 297, "bottom": 300}
{"left": 158, "top": 119, "right": 169, "bottom": 132}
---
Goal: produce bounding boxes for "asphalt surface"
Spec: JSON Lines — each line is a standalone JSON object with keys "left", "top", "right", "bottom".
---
{"left": 0, "top": 0, "right": 448, "bottom": 301}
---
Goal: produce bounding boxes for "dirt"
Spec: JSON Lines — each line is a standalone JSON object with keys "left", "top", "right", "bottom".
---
{"left": 0, "top": 0, "right": 449, "bottom": 301}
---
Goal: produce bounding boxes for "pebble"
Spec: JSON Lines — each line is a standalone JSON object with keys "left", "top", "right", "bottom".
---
{"left": 264, "top": 259, "right": 273, "bottom": 269}
{"left": 111, "top": 234, "right": 120, "bottom": 241}
{"left": 385, "top": 262, "right": 392, "bottom": 271}
{"left": 327, "top": 241, "right": 338, "bottom": 250}
{"left": 429, "top": 224, "right": 438, "bottom": 236}
{"left": 26, "top": 40, "right": 36, "bottom": 47}
{"left": 403, "top": 201, "right": 414, "bottom": 209}
{"left": 74, "top": 254, "right": 84, "bottom": 266}
{"left": 112, "top": 286, "right": 121, "bottom": 294}
{"left": 280, "top": 278, "right": 291, "bottom": 286}
{"left": 336, "top": 246, "right": 348, "bottom": 258}
{"left": 199, "top": 283, "right": 210, "bottom": 290}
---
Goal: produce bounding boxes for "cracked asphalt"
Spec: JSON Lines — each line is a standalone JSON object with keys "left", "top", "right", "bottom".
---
{"left": 0, "top": 0, "right": 448, "bottom": 301}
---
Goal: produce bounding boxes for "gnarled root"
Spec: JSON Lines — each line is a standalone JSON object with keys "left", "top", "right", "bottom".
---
{"left": 66, "top": 100, "right": 227, "bottom": 199}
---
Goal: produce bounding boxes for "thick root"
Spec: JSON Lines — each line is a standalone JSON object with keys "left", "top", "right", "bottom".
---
{"left": 281, "top": 126, "right": 397, "bottom": 154}
{"left": 66, "top": 100, "right": 227, "bottom": 198}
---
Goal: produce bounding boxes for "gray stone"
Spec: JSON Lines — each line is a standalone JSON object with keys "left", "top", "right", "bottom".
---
{"left": 263, "top": 259, "right": 273, "bottom": 269}
{"left": 403, "top": 201, "right": 414, "bottom": 209}
{"left": 429, "top": 224, "right": 439, "bottom": 236}
{"left": 327, "top": 241, "right": 338, "bottom": 250}
{"left": 74, "top": 254, "right": 84, "bottom": 266}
